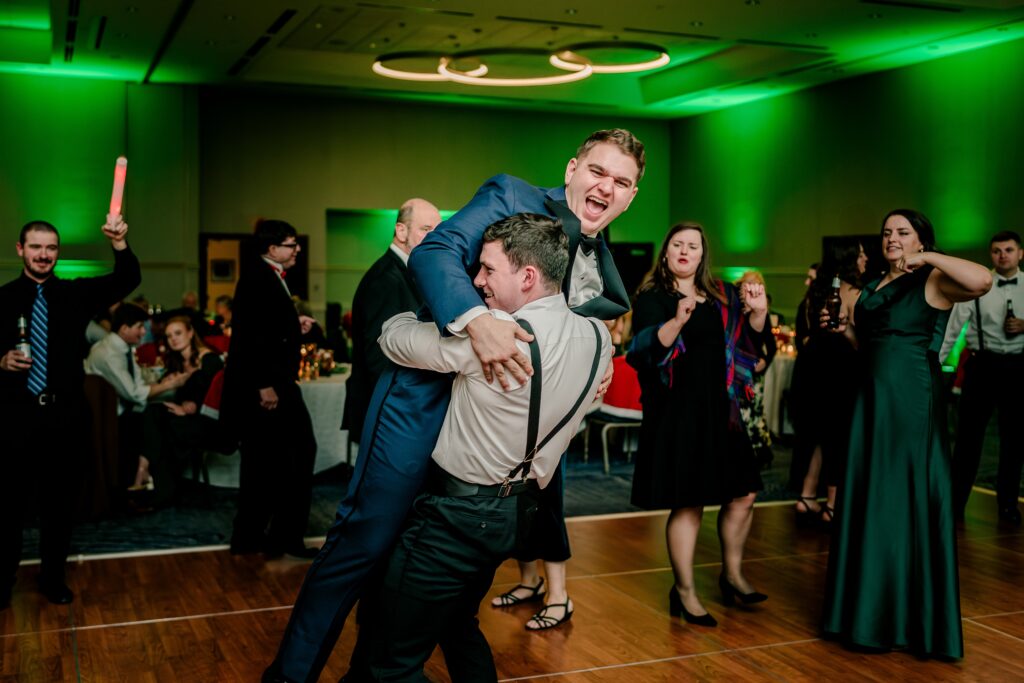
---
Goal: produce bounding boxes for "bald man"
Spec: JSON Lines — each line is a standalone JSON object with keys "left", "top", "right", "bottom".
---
{"left": 342, "top": 198, "right": 442, "bottom": 444}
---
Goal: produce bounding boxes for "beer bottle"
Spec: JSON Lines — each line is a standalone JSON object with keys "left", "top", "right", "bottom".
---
{"left": 1008, "top": 299, "right": 1018, "bottom": 337}
{"left": 825, "top": 276, "right": 843, "bottom": 330}
{"left": 16, "top": 315, "right": 31, "bottom": 358}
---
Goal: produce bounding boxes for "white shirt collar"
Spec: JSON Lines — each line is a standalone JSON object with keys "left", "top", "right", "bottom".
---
{"left": 513, "top": 293, "right": 570, "bottom": 318}
{"left": 389, "top": 243, "right": 411, "bottom": 266}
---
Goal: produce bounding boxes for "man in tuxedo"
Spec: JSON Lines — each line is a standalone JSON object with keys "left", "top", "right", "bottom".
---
{"left": 265, "top": 129, "right": 644, "bottom": 683}
{"left": 222, "top": 220, "right": 319, "bottom": 558}
{"left": 342, "top": 198, "right": 442, "bottom": 445}
{"left": 0, "top": 214, "right": 140, "bottom": 609}
{"left": 941, "top": 230, "right": 1024, "bottom": 525}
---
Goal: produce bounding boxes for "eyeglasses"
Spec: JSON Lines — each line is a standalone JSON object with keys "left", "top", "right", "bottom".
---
{"left": 277, "top": 242, "right": 299, "bottom": 250}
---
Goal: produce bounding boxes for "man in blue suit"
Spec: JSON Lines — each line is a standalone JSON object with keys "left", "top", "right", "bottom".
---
{"left": 264, "top": 128, "right": 646, "bottom": 683}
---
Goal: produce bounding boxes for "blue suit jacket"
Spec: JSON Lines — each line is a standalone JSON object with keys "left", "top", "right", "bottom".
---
{"left": 410, "top": 174, "right": 630, "bottom": 329}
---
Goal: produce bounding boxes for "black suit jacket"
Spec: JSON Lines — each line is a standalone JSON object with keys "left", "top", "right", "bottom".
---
{"left": 221, "top": 257, "right": 302, "bottom": 429}
{"left": 342, "top": 248, "right": 423, "bottom": 442}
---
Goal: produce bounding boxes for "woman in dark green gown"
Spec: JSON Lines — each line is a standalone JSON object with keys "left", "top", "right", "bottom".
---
{"left": 822, "top": 209, "right": 992, "bottom": 659}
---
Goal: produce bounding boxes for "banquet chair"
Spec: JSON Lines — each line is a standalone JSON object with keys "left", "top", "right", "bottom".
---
{"left": 583, "top": 356, "right": 643, "bottom": 474}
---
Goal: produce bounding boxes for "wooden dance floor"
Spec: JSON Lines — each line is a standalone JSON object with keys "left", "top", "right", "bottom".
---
{"left": 2, "top": 490, "right": 1023, "bottom": 682}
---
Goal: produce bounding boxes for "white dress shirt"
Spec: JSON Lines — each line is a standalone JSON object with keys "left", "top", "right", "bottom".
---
{"left": 84, "top": 332, "right": 148, "bottom": 415}
{"left": 941, "top": 269, "right": 1024, "bottom": 360}
{"left": 388, "top": 243, "right": 410, "bottom": 266}
{"left": 380, "top": 294, "right": 612, "bottom": 488}
{"left": 262, "top": 256, "right": 291, "bottom": 296}
{"left": 447, "top": 249, "right": 602, "bottom": 335}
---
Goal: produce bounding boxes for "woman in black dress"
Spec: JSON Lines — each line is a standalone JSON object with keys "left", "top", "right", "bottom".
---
{"left": 628, "top": 222, "right": 771, "bottom": 627}
{"left": 788, "top": 237, "right": 866, "bottom": 528}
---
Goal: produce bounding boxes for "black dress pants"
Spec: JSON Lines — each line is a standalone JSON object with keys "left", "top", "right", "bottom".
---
{"left": 232, "top": 383, "right": 316, "bottom": 551}
{"left": 953, "top": 351, "right": 1024, "bottom": 512}
{"left": 354, "top": 483, "right": 540, "bottom": 683}
{"left": 0, "top": 397, "right": 88, "bottom": 588}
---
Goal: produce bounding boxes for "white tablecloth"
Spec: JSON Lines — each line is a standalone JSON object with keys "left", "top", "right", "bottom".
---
{"left": 205, "top": 370, "right": 350, "bottom": 488}
{"left": 763, "top": 353, "right": 796, "bottom": 436}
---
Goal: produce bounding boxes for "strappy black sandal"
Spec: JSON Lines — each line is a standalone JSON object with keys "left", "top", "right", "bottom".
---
{"left": 491, "top": 577, "right": 545, "bottom": 608}
{"left": 819, "top": 504, "right": 835, "bottom": 531}
{"left": 795, "top": 496, "right": 820, "bottom": 528}
{"left": 525, "top": 600, "right": 574, "bottom": 631}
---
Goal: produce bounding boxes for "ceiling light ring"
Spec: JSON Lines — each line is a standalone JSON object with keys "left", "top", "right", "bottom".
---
{"left": 438, "top": 50, "right": 593, "bottom": 87}
{"left": 372, "top": 50, "right": 486, "bottom": 82}
{"left": 550, "top": 40, "right": 670, "bottom": 74}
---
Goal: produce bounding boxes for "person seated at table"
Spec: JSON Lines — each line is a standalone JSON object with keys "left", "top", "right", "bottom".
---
{"left": 293, "top": 296, "right": 327, "bottom": 347}
{"left": 788, "top": 237, "right": 866, "bottom": 528}
{"left": 142, "top": 315, "right": 225, "bottom": 505}
{"left": 214, "top": 295, "right": 233, "bottom": 337}
{"left": 84, "top": 303, "right": 188, "bottom": 492}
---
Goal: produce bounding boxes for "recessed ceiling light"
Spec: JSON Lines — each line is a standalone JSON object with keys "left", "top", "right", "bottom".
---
{"left": 369, "top": 42, "right": 377, "bottom": 49}
{"left": 690, "top": 20, "right": 703, "bottom": 28}
{"left": 224, "top": 14, "right": 235, "bottom": 21}
{"left": 314, "top": 22, "right": 323, "bottom": 29}
{"left": 566, "top": 8, "right": 577, "bottom": 15}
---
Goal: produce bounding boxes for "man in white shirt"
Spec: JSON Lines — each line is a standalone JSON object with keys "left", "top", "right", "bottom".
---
{"left": 85, "top": 303, "right": 187, "bottom": 490}
{"left": 351, "top": 214, "right": 611, "bottom": 683}
{"left": 940, "top": 230, "right": 1024, "bottom": 525}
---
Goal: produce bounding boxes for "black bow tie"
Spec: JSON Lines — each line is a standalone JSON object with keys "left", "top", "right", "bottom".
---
{"left": 579, "top": 234, "right": 601, "bottom": 256}
{"left": 997, "top": 278, "right": 1017, "bottom": 287}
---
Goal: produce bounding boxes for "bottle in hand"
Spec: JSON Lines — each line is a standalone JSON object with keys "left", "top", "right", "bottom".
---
{"left": 825, "top": 276, "right": 842, "bottom": 330}
{"left": 1007, "top": 299, "right": 1019, "bottom": 337}
{"left": 16, "top": 315, "right": 31, "bottom": 358}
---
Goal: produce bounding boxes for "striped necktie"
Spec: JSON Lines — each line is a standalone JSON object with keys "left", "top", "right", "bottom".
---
{"left": 26, "top": 283, "right": 48, "bottom": 395}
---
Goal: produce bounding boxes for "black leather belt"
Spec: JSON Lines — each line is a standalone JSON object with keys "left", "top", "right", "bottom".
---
{"left": 428, "top": 463, "right": 538, "bottom": 498}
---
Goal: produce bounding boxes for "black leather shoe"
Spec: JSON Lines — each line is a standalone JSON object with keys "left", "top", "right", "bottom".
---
{"left": 719, "top": 574, "right": 768, "bottom": 606}
{"left": 229, "top": 536, "right": 266, "bottom": 555}
{"left": 38, "top": 578, "right": 73, "bottom": 604}
{"left": 668, "top": 587, "right": 717, "bottom": 627}
{"left": 998, "top": 506, "right": 1022, "bottom": 526}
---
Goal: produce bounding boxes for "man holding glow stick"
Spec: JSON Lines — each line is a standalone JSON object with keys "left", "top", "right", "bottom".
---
{"left": 0, "top": 201, "right": 141, "bottom": 609}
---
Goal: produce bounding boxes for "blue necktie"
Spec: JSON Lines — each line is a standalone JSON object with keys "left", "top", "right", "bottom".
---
{"left": 26, "top": 283, "right": 48, "bottom": 395}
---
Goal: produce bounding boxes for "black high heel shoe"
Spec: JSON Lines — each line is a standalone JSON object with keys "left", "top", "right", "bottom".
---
{"left": 719, "top": 574, "right": 768, "bottom": 606}
{"left": 668, "top": 587, "right": 717, "bottom": 627}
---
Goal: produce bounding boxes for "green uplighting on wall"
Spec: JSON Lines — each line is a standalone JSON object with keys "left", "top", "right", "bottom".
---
{"left": 54, "top": 259, "right": 113, "bottom": 279}
{"left": 0, "top": 3, "right": 50, "bottom": 31}
{"left": 719, "top": 266, "right": 759, "bottom": 283}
